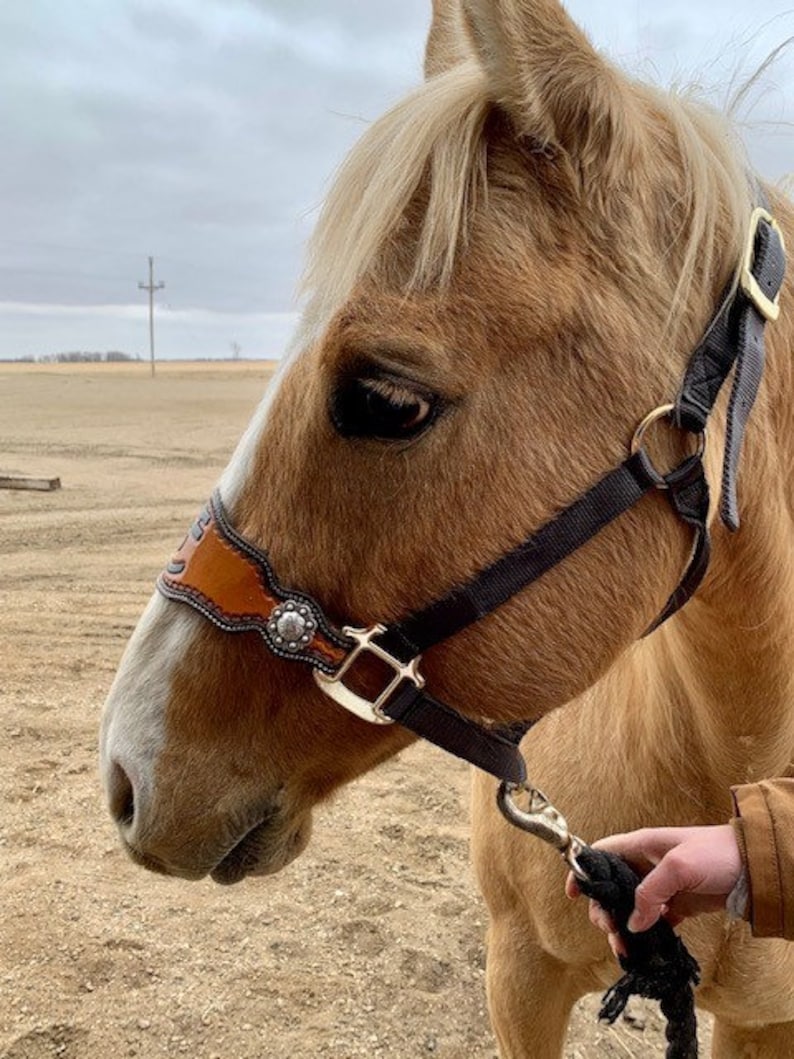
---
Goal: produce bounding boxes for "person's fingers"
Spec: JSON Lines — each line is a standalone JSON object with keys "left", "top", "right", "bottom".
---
{"left": 607, "top": 931, "right": 627, "bottom": 960}
{"left": 662, "top": 907, "right": 685, "bottom": 928}
{"left": 592, "top": 828, "right": 685, "bottom": 875}
{"left": 565, "top": 873, "right": 580, "bottom": 900}
{"left": 627, "top": 853, "right": 698, "bottom": 932}
{"left": 578, "top": 825, "right": 741, "bottom": 935}
{"left": 588, "top": 900, "right": 616, "bottom": 935}
{"left": 665, "top": 890, "right": 733, "bottom": 921}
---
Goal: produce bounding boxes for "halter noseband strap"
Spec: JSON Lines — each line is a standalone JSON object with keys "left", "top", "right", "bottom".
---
{"left": 158, "top": 497, "right": 350, "bottom": 674}
{"left": 157, "top": 206, "right": 786, "bottom": 788}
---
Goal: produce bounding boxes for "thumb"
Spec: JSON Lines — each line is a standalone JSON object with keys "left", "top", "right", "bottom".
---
{"left": 627, "top": 863, "right": 678, "bottom": 933}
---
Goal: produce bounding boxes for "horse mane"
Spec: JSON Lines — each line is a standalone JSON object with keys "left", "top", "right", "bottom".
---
{"left": 302, "top": 56, "right": 755, "bottom": 343}
{"left": 302, "top": 61, "right": 491, "bottom": 326}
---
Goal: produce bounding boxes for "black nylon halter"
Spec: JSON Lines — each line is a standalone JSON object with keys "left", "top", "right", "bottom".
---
{"left": 158, "top": 205, "right": 786, "bottom": 788}
{"left": 363, "top": 207, "right": 785, "bottom": 777}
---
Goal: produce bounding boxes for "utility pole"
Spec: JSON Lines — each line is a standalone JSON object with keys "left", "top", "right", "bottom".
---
{"left": 138, "top": 256, "right": 165, "bottom": 377}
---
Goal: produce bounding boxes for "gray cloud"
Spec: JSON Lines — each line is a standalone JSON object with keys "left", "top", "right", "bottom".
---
{"left": 0, "top": 0, "right": 791, "bottom": 359}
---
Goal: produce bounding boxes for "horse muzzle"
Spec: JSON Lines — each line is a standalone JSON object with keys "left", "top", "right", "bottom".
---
{"left": 105, "top": 756, "right": 311, "bottom": 884}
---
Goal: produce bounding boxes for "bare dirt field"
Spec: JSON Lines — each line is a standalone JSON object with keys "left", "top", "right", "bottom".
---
{"left": 1, "top": 362, "right": 709, "bottom": 1058}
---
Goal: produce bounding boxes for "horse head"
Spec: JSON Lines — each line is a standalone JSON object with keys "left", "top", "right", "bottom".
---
{"left": 100, "top": 0, "right": 770, "bottom": 885}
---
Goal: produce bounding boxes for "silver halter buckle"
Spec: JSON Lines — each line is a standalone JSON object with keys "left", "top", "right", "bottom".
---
{"left": 313, "top": 624, "right": 424, "bottom": 725}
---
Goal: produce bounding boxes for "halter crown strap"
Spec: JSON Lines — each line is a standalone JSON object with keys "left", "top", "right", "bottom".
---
{"left": 675, "top": 207, "right": 786, "bottom": 531}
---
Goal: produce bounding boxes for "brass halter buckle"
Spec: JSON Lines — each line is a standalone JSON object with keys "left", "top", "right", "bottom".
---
{"left": 740, "top": 207, "right": 785, "bottom": 323}
{"left": 313, "top": 624, "right": 425, "bottom": 725}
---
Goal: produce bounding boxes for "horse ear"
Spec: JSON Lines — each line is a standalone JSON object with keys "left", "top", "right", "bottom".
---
{"left": 424, "top": 0, "right": 470, "bottom": 78}
{"left": 460, "top": 0, "right": 638, "bottom": 185}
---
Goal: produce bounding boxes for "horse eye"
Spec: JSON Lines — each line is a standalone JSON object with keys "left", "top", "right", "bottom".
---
{"left": 331, "top": 376, "right": 439, "bottom": 441}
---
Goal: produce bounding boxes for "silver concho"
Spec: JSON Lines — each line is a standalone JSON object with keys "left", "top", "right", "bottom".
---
{"left": 266, "top": 600, "right": 317, "bottom": 653}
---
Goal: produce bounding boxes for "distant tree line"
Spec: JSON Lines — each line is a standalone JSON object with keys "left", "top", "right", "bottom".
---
{"left": 10, "top": 351, "right": 142, "bottom": 363}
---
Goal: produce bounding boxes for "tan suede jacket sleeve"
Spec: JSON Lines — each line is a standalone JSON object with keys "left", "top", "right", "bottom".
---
{"left": 731, "top": 779, "right": 794, "bottom": 941}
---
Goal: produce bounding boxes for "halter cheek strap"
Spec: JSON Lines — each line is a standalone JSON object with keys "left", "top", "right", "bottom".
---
{"left": 155, "top": 446, "right": 677, "bottom": 789}
{"left": 157, "top": 205, "right": 786, "bottom": 789}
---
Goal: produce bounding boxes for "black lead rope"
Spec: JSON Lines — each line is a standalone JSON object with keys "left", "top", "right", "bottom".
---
{"left": 575, "top": 847, "right": 700, "bottom": 1059}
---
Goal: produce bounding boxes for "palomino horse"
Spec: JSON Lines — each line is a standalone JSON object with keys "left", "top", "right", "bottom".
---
{"left": 101, "top": 1, "right": 793, "bottom": 1055}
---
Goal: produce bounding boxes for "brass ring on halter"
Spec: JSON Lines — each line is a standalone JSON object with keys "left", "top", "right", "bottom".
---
{"left": 631, "top": 403, "right": 706, "bottom": 490}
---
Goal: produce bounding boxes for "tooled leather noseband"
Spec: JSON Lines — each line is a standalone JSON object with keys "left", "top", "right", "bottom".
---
{"left": 157, "top": 206, "right": 786, "bottom": 790}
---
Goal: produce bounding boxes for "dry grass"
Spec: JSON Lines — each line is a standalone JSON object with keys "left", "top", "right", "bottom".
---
{"left": 0, "top": 359, "right": 277, "bottom": 377}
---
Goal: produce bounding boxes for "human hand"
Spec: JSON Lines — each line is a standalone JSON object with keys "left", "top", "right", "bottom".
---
{"left": 565, "top": 825, "right": 743, "bottom": 957}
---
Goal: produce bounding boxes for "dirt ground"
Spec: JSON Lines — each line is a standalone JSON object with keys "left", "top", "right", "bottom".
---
{"left": 0, "top": 362, "right": 712, "bottom": 1059}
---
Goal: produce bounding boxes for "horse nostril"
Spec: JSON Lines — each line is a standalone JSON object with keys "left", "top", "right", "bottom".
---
{"left": 108, "top": 761, "right": 136, "bottom": 828}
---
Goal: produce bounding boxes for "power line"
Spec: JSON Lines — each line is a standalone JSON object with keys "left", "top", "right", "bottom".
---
{"left": 138, "top": 256, "right": 165, "bottom": 378}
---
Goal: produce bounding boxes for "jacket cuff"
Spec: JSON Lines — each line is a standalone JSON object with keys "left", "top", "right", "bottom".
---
{"left": 731, "top": 782, "right": 785, "bottom": 939}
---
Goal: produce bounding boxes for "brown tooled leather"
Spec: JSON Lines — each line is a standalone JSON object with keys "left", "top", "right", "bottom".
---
{"left": 157, "top": 504, "right": 348, "bottom": 671}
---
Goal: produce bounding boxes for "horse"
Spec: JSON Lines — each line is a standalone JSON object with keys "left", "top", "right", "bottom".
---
{"left": 100, "top": 1, "right": 793, "bottom": 1055}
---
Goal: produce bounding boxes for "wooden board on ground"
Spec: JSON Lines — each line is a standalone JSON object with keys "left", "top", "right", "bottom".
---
{"left": 0, "top": 475, "right": 61, "bottom": 491}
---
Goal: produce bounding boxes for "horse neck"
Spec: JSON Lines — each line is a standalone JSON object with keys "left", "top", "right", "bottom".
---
{"left": 643, "top": 232, "right": 794, "bottom": 793}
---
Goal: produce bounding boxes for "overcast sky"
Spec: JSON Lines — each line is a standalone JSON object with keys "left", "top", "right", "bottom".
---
{"left": 1, "top": 1, "right": 792, "bottom": 361}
